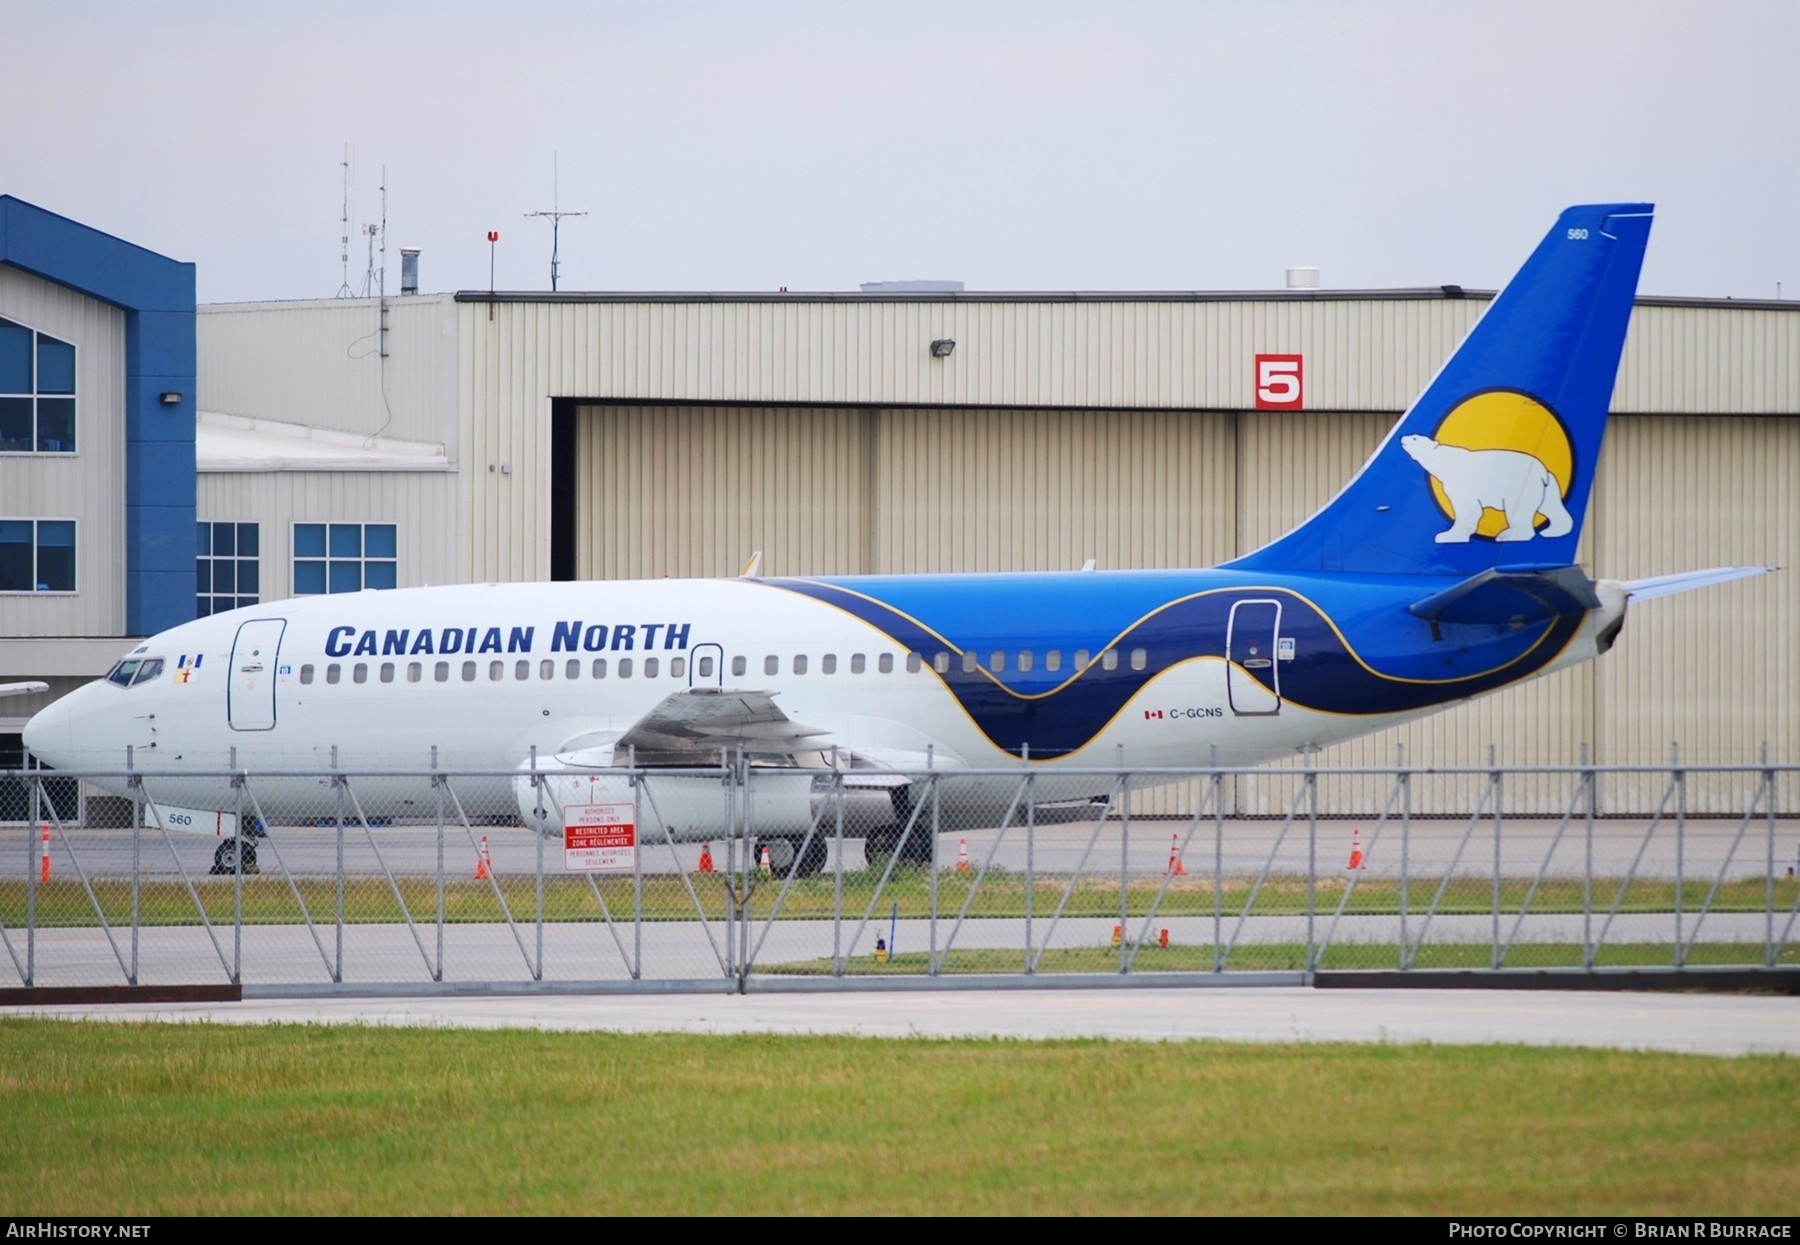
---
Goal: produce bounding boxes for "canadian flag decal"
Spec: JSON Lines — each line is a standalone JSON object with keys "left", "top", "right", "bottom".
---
{"left": 1143, "top": 709, "right": 1164, "bottom": 720}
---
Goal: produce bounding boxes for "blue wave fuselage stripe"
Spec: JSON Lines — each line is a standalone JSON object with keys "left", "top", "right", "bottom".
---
{"left": 762, "top": 573, "right": 1582, "bottom": 757}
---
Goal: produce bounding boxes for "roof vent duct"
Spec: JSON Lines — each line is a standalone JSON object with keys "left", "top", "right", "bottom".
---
{"left": 400, "top": 247, "right": 421, "bottom": 295}
{"left": 1285, "top": 266, "right": 1320, "bottom": 290}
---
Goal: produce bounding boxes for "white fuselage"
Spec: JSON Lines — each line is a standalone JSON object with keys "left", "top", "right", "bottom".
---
{"left": 22, "top": 575, "right": 1626, "bottom": 835}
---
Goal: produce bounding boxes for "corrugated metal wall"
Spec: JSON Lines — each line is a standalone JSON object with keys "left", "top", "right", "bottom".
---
{"left": 199, "top": 296, "right": 459, "bottom": 452}
{"left": 238, "top": 290, "right": 1787, "bottom": 812}
{"left": 576, "top": 406, "right": 871, "bottom": 580}
{"left": 468, "top": 298, "right": 1489, "bottom": 417}
{"left": 197, "top": 470, "right": 461, "bottom": 598}
{"left": 466, "top": 298, "right": 1504, "bottom": 581}
{"left": 1591, "top": 416, "right": 1799, "bottom": 812}
{"left": 570, "top": 402, "right": 1792, "bottom": 812}
{"left": 577, "top": 405, "right": 1243, "bottom": 579}
{"left": 1615, "top": 305, "right": 1800, "bottom": 414}
{"left": 0, "top": 266, "right": 126, "bottom": 638}
{"left": 463, "top": 296, "right": 1797, "bottom": 417}
{"left": 870, "top": 408, "right": 1239, "bottom": 573}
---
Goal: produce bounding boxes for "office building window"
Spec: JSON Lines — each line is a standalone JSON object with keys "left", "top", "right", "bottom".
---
{"left": 0, "top": 519, "right": 75, "bottom": 592}
{"left": 293, "top": 522, "right": 397, "bottom": 595}
{"left": 0, "top": 317, "right": 76, "bottom": 454}
{"left": 196, "top": 521, "right": 259, "bottom": 616}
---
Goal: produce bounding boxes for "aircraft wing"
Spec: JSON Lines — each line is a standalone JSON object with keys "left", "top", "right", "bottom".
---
{"left": 1622, "top": 566, "right": 1775, "bottom": 601}
{"left": 0, "top": 681, "right": 49, "bottom": 699}
{"left": 612, "top": 686, "right": 830, "bottom": 765}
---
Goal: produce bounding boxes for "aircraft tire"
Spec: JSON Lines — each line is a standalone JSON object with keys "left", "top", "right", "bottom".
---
{"left": 211, "top": 836, "right": 258, "bottom": 875}
{"left": 862, "top": 825, "right": 900, "bottom": 872}
{"left": 781, "top": 835, "right": 828, "bottom": 879}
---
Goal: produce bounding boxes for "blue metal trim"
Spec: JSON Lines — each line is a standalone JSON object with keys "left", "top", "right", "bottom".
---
{"left": 0, "top": 196, "right": 197, "bottom": 635}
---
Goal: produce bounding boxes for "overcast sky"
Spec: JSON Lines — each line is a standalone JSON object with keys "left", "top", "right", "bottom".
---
{"left": 5, "top": 1, "right": 1796, "bottom": 304}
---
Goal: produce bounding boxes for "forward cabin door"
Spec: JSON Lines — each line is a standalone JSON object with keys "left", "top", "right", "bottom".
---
{"left": 228, "top": 619, "right": 287, "bottom": 731}
{"left": 1225, "top": 599, "right": 1282, "bottom": 716}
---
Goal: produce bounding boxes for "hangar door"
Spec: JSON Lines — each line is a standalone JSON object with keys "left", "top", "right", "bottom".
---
{"left": 572, "top": 405, "right": 1242, "bottom": 582}
{"left": 573, "top": 405, "right": 873, "bottom": 581}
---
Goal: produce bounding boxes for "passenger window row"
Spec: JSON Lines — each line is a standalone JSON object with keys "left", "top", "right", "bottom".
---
{"left": 291, "top": 646, "right": 1151, "bottom": 687}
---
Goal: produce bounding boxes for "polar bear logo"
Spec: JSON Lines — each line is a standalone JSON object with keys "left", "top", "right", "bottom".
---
{"left": 1401, "top": 434, "right": 1573, "bottom": 543}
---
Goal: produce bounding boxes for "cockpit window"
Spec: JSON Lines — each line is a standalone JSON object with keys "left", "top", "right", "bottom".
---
{"left": 105, "top": 657, "right": 165, "bottom": 687}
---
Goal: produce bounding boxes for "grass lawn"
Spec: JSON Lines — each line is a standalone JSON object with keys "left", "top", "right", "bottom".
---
{"left": 0, "top": 1018, "right": 1792, "bottom": 1215}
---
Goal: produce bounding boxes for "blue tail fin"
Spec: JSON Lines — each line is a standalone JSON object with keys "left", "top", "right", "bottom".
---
{"left": 1226, "top": 204, "right": 1653, "bottom": 576}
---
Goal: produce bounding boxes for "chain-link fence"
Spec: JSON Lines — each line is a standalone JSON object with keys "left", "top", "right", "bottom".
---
{"left": 2, "top": 752, "right": 1795, "bottom": 994}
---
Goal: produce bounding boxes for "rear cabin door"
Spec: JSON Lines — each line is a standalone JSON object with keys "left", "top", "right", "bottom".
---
{"left": 1226, "top": 599, "right": 1282, "bottom": 716}
{"left": 228, "top": 619, "right": 287, "bottom": 731}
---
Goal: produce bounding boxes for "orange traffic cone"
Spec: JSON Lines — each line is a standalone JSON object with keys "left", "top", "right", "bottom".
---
{"left": 474, "top": 835, "right": 491, "bottom": 879}
{"left": 1347, "top": 826, "right": 1364, "bottom": 871}
{"left": 1111, "top": 923, "right": 1123, "bottom": 949}
{"left": 698, "top": 843, "right": 715, "bottom": 874}
{"left": 1167, "top": 833, "right": 1187, "bottom": 876}
{"left": 1158, "top": 928, "right": 1170, "bottom": 949}
{"left": 39, "top": 824, "right": 50, "bottom": 883}
{"left": 956, "top": 837, "right": 969, "bottom": 872}
{"left": 759, "top": 844, "right": 772, "bottom": 877}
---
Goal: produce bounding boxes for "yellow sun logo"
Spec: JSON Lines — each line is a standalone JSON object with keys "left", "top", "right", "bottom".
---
{"left": 1418, "top": 391, "right": 1574, "bottom": 540}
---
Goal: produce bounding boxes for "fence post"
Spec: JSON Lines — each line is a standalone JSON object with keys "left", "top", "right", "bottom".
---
{"left": 737, "top": 749, "right": 752, "bottom": 986}
{"left": 1673, "top": 742, "right": 1685, "bottom": 969}
{"left": 928, "top": 743, "right": 940, "bottom": 973}
{"left": 1491, "top": 744, "right": 1502, "bottom": 971}
{"left": 531, "top": 744, "right": 544, "bottom": 983}
{"left": 432, "top": 744, "right": 445, "bottom": 983}
{"left": 1117, "top": 744, "right": 1130, "bottom": 975}
{"left": 1305, "top": 748, "right": 1317, "bottom": 973}
{"left": 1582, "top": 742, "right": 1595, "bottom": 969}
{"left": 634, "top": 746, "right": 646, "bottom": 982}
{"left": 332, "top": 744, "right": 344, "bottom": 983}
{"left": 25, "top": 753, "right": 42, "bottom": 986}
{"left": 130, "top": 747, "right": 141, "bottom": 986}
{"left": 1764, "top": 741, "right": 1776, "bottom": 968}
{"left": 230, "top": 745, "right": 243, "bottom": 984}
{"left": 1023, "top": 743, "right": 1034, "bottom": 976}
{"left": 1211, "top": 744, "right": 1223, "bottom": 974}
{"left": 1397, "top": 742, "right": 1409, "bottom": 973}
{"left": 830, "top": 749, "right": 845, "bottom": 976}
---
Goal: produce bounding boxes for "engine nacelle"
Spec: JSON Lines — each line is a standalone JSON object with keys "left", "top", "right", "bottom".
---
{"left": 513, "top": 750, "right": 817, "bottom": 843}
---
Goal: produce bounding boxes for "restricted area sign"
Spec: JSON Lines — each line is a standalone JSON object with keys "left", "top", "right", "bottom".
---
{"left": 563, "top": 803, "right": 636, "bottom": 873}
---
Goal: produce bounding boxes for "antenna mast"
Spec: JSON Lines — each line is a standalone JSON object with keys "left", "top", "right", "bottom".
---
{"left": 335, "top": 143, "right": 355, "bottom": 298}
{"left": 525, "top": 153, "right": 587, "bottom": 291}
{"left": 358, "top": 169, "right": 387, "bottom": 299}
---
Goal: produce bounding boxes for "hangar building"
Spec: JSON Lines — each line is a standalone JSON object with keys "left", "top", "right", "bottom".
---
{"left": 192, "top": 276, "right": 1797, "bottom": 813}
{"left": 2, "top": 192, "right": 1793, "bottom": 816}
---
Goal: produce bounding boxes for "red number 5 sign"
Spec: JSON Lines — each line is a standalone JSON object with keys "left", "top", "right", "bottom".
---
{"left": 1254, "top": 354, "right": 1304, "bottom": 410}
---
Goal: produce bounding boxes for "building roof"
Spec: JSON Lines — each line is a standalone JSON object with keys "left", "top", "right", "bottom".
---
{"left": 197, "top": 411, "right": 447, "bottom": 472}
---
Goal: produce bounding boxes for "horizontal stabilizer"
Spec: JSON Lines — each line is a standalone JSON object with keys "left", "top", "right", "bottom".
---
{"left": 1622, "top": 566, "right": 1775, "bottom": 601}
{"left": 0, "top": 681, "right": 49, "bottom": 699}
{"left": 1409, "top": 565, "right": 1600, "bottom": 626}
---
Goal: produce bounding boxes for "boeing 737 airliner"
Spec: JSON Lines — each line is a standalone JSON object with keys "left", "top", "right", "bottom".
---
{"left": 19, "top": 204, "right": 1770, "bottom": 873}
